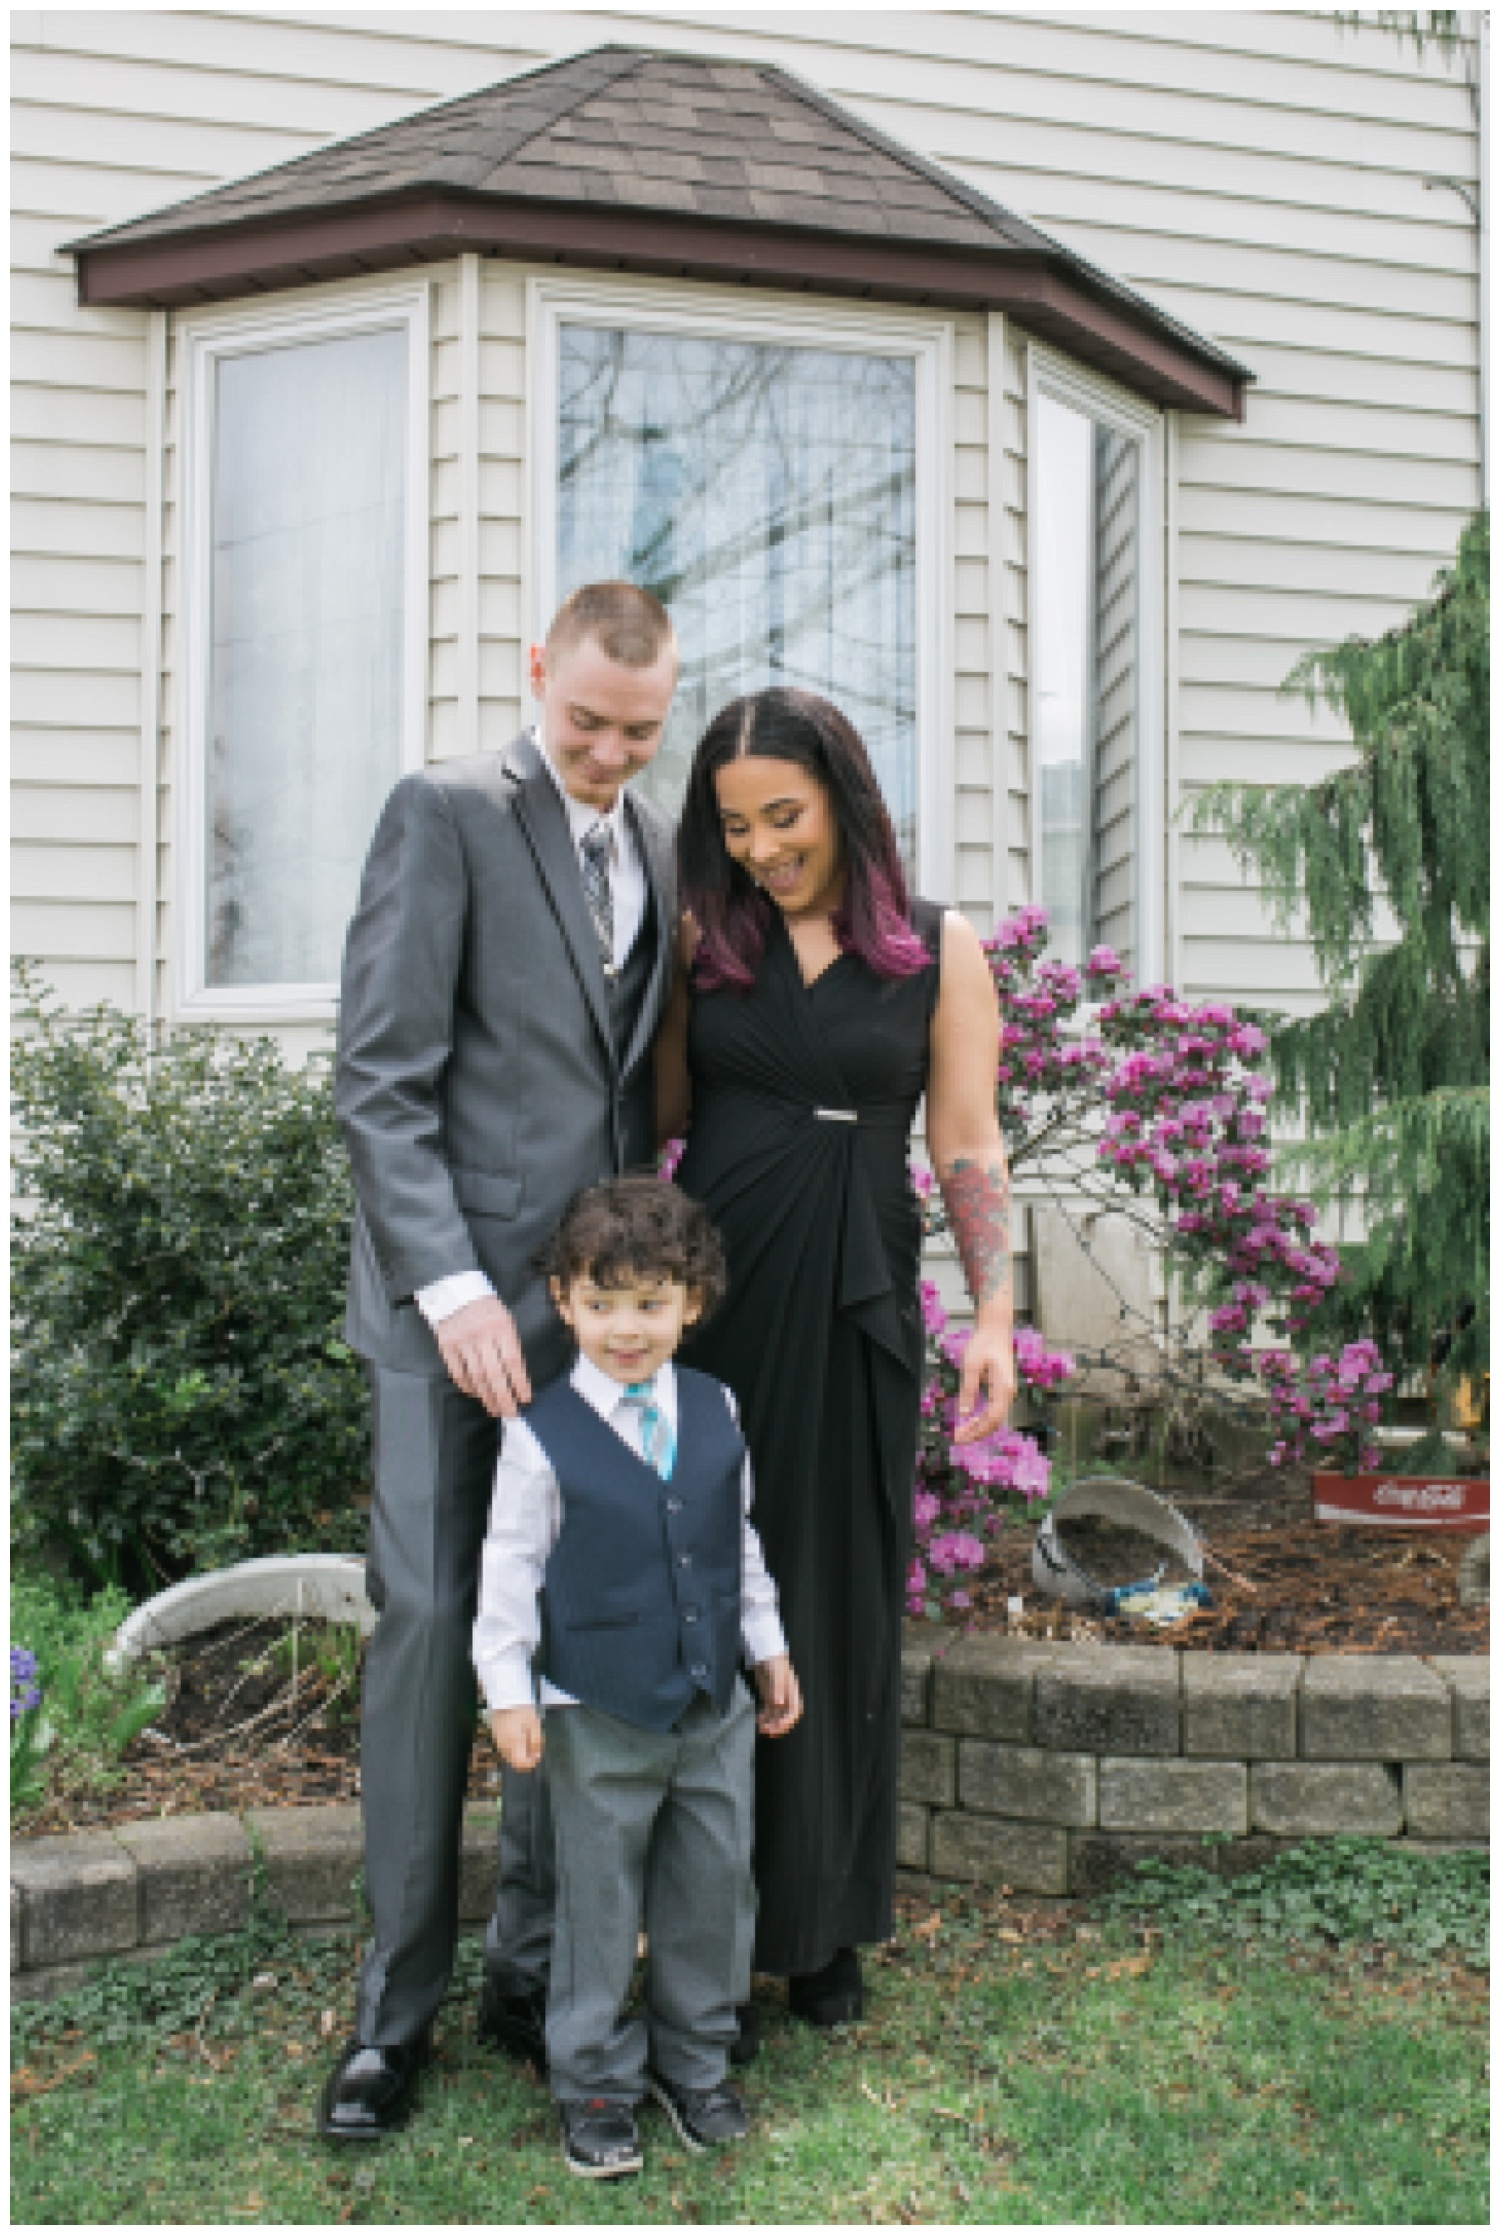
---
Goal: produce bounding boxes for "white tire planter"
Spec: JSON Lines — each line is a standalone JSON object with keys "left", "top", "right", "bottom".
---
{"left": 107, "top": 1553, "right": 376, "bottom": 1672}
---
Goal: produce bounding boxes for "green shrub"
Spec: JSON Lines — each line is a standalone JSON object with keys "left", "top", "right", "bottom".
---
{"left": 11, "top": 967, "right": 368, "bottom": 1589}
{"left": 10, "top": 1568, "right": 169, "bottom": 1826}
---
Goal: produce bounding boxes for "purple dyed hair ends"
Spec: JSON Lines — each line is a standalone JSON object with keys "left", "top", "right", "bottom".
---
{"left": 678, "top": 689, "right": 930, "bottom": 993}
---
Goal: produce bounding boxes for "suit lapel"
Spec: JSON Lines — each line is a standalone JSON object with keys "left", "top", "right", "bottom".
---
{"left": 618, "top": 792, "right": 676, "bottom": 1084}
{"left": 505, "top": 732, "right": 614, "bottom": 1063}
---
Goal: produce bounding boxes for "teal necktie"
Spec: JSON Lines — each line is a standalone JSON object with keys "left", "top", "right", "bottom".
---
{"left": 625, "top": 1382, "right": 676, "bottom": 1480}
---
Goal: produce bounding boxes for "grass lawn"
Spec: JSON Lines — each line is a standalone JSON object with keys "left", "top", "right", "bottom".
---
{"left": 11, "top": 1859, "right": 1488, "bottom": 2226}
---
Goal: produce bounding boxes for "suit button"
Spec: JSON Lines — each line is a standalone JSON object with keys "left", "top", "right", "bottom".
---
{"left": 691, "top": 1664, "right": 708, "bottom": 1681}
{"left": 666, "top": 1498, "right": 683, "bottom": 1515}
{"left": 683, "top": 1609, "right": 699, "bottom": 1625}
{"left": 678, "top": 1553, "right": 692, "bottom": 1569}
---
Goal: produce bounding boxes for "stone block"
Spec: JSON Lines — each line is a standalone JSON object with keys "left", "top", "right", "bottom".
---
{"left": 897, "top": 1803, "right": 929, "bottom": 1872}
{"left": 458, "top": 1805, "right": 501, "bottom": 1924}
{"left": 899, "top": 1731, "right": 956, "bottom": 1808}
{"left": 901, "top": 1636, "right": 934, "bottom": 1727}
{"left": 958, "top": 1740, "right": 1096, "bottom": 1827}
{"left": 1183, "top": 1654, "right": 1301, "bottom": 1760}
{"left": 1252, "top": 1762, "right": 1402, "bottom": 1837}
{"left": 1067, "top": 1832, "right": 1291, "bottom": 1899}
{"left": 113, "top": 1814, "right": 252, "bottom": 1946}
{"left": 930, "top": 1635, "right": 1055, "bottom": 1742}
{"left": 12, "top": 1832, "right": 138, "bottom": 1969}
{"left": 930, "top": 1811, "right": 1068, "bottom": 1896}
{"left": 1299, "top": 1656, "right": 1449, "bottom": 1762}
{"left": 245, "top": 1804, "right": 364, "bottom": 1926}
{"left": 1033, "top": 1646, "right": 1179, "bottom": 1757}
{"left": 1428, "top": 1658, "right": 1489, "bottom": 1761}
{"left": 1099, "top": 1758, "right": 1248, "bottom": 1836}
{"left": 1403, "top": 1763, "right": 1489, "bottom": 1842}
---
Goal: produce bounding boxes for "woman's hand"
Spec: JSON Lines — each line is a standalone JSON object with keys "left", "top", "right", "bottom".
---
{"left": 489, "top": 1704, "right": 544, "bottom": 1772}
{"left": 953, "top": 1319, "right": 1017, "bottom": 1444}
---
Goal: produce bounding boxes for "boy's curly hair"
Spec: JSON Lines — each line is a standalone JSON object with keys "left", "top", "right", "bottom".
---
{"left": 536, "top": 1176, "right": 728, "bottom": 1320}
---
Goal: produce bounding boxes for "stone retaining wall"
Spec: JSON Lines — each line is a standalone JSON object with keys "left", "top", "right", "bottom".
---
{"left": 11, "top": 1644, "right": 1489, "bottom": 2001}
{"left": 898, "top": 1640, "right": 1488, "bottom": 1897}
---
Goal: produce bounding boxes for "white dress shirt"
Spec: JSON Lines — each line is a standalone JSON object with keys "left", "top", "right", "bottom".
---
{"left": 471, "top": 1356, "right": 787, "bottom": 1714}
{"left": 416, "top": 729, "right": 650, "bottom": 1330}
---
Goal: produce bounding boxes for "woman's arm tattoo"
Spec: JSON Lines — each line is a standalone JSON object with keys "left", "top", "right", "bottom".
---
{"left": 940, "top": 1155, "right": 1013, "bottom": 1308}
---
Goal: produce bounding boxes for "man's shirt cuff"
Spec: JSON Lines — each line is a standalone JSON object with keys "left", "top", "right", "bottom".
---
{"left": 416, "top": 1269, "right": 497, "bottom": 1328}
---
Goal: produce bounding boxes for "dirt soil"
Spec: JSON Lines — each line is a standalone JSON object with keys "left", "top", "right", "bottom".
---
{"left": 22, "top": 1469, "right": 1486, "bottom": 1837}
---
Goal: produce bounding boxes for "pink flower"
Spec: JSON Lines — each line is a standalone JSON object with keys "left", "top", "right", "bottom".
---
{"left": 928, "top": 1531, "right": 986, "bottom": 1576}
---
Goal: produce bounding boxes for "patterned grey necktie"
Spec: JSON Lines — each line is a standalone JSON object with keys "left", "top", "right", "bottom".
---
{"left": 579, "top": 821, "right": 614, "bottom": 975}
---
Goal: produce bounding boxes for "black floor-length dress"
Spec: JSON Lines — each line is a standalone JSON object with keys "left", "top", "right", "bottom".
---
{"left": 676, "top": 899, "right": 943, "bottom": 1977}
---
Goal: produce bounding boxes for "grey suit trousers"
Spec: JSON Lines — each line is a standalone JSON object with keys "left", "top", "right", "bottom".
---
{"left": 544, "top": 1683, "right": 756, "bottom": 2105}
{"left": 355, "top": 1367, "right": 554, "bottom": 2044}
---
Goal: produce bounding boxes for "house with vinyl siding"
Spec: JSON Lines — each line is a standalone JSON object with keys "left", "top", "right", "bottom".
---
{"left": 10, "top": 10, "right": 1486, "bottom": 1316}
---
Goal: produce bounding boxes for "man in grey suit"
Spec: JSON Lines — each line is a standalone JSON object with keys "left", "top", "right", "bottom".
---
{"left": 321, "top": 582, "right": 680, "bottom": 2140}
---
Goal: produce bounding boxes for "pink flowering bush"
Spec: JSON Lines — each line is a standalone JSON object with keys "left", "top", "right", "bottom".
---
{"left": 907, "top": 1280, "right": 1074, "bottom": 1618}
{"left": 908, "top": 905, "right": 1395, "bottom": 1616}
{"left": 1258, "top": 1340, "right": 1393, "bottom": 1475}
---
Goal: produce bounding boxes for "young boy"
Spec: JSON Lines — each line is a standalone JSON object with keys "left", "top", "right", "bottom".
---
{"left": 472, "top": 1177, "right": 801, "bottom": 2181}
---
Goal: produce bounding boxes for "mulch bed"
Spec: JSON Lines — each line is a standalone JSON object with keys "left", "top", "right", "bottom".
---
{"left": 21, "top": 1469, "right": 1486, "bottom": 1838}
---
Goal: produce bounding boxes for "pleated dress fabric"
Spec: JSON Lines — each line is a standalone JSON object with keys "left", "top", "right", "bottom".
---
{"left": 676, "top": 898, "right": 943, "bottom": 1977}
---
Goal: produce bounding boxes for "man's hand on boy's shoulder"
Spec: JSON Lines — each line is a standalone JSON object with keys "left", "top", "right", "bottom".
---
{"left": 753, "top": 1655, "right": 802, "bottom": 1739}
{"left": 489, "top": 1703, "right": 545, "bottom": 1772}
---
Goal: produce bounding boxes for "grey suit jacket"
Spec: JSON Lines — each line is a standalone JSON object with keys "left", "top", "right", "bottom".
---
{"left": 335, "top": 730, "right": 677, "bottom": 1383}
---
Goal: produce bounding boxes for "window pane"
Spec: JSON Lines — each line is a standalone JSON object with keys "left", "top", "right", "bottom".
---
{"left": 557, "top": 325, "right": 918, "bottom": 861}
{"left": 207, "top": 326, "right": 406, "bottom": 988}
{"left": 1034, "top": 393, "right": 1140, "bottom": 969}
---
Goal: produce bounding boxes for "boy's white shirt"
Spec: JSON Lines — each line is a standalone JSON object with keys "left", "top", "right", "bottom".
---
{"left": 471, "top": 1354, "right": 787, "bottom": 1714}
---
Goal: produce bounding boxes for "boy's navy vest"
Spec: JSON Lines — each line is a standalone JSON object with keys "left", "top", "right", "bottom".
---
{"left": 527, "top": 1366, "right": 745, "bottom": 1734}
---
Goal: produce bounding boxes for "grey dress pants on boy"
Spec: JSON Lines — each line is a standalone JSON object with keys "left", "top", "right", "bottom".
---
{"left": 544, "top": 1682, "right": 757, "bottom": 2103}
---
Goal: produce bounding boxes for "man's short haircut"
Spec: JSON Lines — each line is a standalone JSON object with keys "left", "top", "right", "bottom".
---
{"left": 537, "top": 1175, "right": 727, "bottom": 1320}
{"left": 545, "top": 581, "right": 677, "bottom": 672}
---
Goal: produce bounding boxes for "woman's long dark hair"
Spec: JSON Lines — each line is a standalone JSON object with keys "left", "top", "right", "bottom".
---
{"left": 678, "top": 688, "right": 929, "bottom": 993}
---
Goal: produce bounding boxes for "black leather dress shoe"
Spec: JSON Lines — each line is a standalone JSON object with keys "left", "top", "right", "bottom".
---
{"left": 476, "top": 1969, "right": 548, "bottom": 2071}
{"left": 788, "top": 1945, "right": 864, "bottom": 2027}
{"left": 318, "top": 2038, "right": 426, "bottom": 2141}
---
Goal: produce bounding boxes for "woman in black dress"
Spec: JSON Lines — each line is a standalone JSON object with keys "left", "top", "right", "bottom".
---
{"left": 657, "top": 688, "right": 1016, "bottom": 2035}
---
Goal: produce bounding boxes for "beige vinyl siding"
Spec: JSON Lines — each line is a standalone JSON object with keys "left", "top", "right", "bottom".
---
{"left": 11, "top": 8, "right": 1481, "bottom": 1020}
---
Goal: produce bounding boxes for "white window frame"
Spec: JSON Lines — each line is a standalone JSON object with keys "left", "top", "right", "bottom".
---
{"left": 1025, "top": 341, "right": 1165, "bottom": 983}
{"left": 528, "top": 274, "right": 954, "bottom": 903}
{"left": 175, "top": 285, "right": 430, "bottom": 1022}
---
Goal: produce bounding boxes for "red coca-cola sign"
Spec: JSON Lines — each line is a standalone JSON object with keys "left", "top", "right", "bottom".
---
{"left": 1312, "top": 1471, "right": 1489, "bottom": 1532}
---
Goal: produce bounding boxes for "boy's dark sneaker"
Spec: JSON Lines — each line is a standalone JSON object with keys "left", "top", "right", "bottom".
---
{"left": 476, "top": 1972, "right": 547, "bottom": 2072}
{"left": 647, "top": 2070, "right": 751, "bottom": 2152}
{"left": 730, "top": 2001, "right": 760, "bottom": 2067}
{"left": 559, "top": 2097, "right": 644, "bottom": 2180}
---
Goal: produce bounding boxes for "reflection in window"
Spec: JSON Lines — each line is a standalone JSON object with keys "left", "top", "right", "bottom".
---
{"left": 557, "top": 325, "right": 918, "bottom": 861}
{"left": 1034, "top": 392, "right": 1140, "bottom": 969}
{"left": 207, "top": 326, "right": 406, "bottom": 987}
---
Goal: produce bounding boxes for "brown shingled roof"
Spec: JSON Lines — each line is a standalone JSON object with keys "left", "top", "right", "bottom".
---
{"left": 67, "top": 45, "right": 1251, "bottom": 418}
